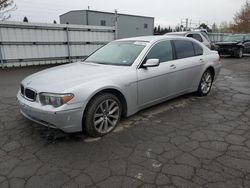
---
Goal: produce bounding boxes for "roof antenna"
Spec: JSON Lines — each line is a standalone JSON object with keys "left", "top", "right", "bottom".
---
{"left": 88, "top": 6, "right": 90, "bottom": 10}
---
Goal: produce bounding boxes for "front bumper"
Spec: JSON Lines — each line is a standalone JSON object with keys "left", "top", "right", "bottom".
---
{"left": 17, "top": 92, "right": 84, "bottom": 133}
{"left": 218, "top": 48, "right": 237, "bottom": 55}
{"left": 214, "top": 63, "right": 222, "bottom": 81}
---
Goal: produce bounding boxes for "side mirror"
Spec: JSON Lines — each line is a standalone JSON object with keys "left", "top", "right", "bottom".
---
{"left": 143, "top": 59, "right": 160, "bottom": 68}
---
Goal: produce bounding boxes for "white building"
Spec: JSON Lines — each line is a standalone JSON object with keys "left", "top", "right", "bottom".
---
{"left": 60, "top": 10, "right": 154, "bottom": 39}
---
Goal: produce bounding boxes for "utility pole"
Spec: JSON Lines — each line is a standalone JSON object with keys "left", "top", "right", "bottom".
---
{"left": 185, "top": 18, "right": 188, "bottom": 31}
{"left": 86, "top": 6, "right": 89, "bottom": 25}
{"left": 114, "top": 9, "right": 118, "bottom": 40}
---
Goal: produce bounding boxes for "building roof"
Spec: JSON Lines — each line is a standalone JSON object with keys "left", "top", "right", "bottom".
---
{"left": 60, "top": 10, "right": 154, "bottom": 19}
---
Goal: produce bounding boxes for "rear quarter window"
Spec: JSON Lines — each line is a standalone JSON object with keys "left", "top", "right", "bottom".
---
{"left": 193, "top": 42, "right": 203, "bottom": 56}
{"left": 173, "top": 40, "right": 195, "bottom": 59}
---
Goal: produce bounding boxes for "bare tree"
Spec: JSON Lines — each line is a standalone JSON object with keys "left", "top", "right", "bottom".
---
{"left": 0, "top": 0, "right": 17, "bottom": 21}
{"left": 231, "top": 1, "right": 250, "bottom": 33}
{"left": 212, "top": 23, "right": 219, "bottom": 33}
{"left": 219, "top": 21, "right": 231, "bottom": 33}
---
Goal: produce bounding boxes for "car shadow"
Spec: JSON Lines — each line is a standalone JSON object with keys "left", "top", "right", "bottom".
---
{"left": 220, "top": 54, "right": 250, "bottom": 59}
{"left": 32, "top": 92, "right": 199, "bottom": 144}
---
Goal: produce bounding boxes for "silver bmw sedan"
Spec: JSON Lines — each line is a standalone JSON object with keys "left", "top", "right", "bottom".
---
{"left": 17, "top": 36, "right": 221, "bottom": 137}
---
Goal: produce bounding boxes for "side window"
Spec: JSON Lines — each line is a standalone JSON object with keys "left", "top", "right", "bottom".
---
{"left": 193, "top": 42, "right": 203, "bottom": 56}
{"left": 174, "top": 40, "right": 195, "bottom": 59}
{"left": 146, "top": 41, "right": 173, "bottom": 63}
{"left": 193, "top": 34, "right": 203, "bottom": 42}
{"left": 144, "top": 24, "right": 148, "bottom": 29}
{"left": 245, "top": 35, "right": 250, "bottom": 41}
{"left": 187, "top": 34, "right": 193, "bottom": 38}
{"left": 187, "top": 34, "right": 203, "bottom": 42}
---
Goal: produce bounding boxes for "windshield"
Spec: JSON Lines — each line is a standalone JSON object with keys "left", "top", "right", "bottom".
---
{"left": 85, "top": 41, "right": 148, "bottom": 66}
{"left": 224, "top": 35, "right": 244, "bottom": 42}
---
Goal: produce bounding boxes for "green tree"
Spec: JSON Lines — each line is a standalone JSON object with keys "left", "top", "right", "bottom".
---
{"left": 154, "top": 25, "right": 173, "bottom": 35}
{"left": 168, "top": 26, "right": 173, "bottom": 32}
{"left": 157, "top": 25, "right": 161, "bottom": 34}
{"left": 175, "top": 25, "right": 181, "bottom": 32}
{"left": 23, "top": 16, "right": 28, "bottom": 22}
{"left": 199, "top": 23, "right": 212, "bottom": 32}
{"left": 154, "top": 27, "right": 157, "bottom": 34}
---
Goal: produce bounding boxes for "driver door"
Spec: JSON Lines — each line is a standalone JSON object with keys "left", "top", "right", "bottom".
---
{"left": 137, "top": 40, "right": 176, "bottom": 107}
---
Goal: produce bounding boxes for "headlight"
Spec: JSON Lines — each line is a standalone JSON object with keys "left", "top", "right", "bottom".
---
{"left": 39, "top": 93, "right": 74, "bottom": 107}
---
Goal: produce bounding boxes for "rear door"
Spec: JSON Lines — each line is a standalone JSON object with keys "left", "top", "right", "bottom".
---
{"left": 171, "top": 40, "right": 204, "bottom": 93}
{"left": 187, "top": 33, "right": 211, "bottom": 49}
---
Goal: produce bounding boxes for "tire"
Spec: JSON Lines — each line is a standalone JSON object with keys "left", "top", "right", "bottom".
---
{"left": 197, "top": 70, "right": 214, "bottom": 96}
{"left": 83, "top": 93, "right": 121, "bottom": 137}
{"left": 235, "top": 48, "right": 243, "bottom": 58}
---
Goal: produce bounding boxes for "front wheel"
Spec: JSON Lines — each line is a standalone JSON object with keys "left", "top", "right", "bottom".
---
{"left": 197, "top": 70, "right": 213, "bottom": 96}
{"left": 83, "top": 93, "right": 121, "bottom": 137}
{"left": 235, "top": 48, "right": 243, "bottom": 58}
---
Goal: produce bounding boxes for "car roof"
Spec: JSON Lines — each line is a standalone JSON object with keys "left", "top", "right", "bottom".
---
{"left": 166, "top": 31, "right": 203, "bottom": 36}
{"left": 116, "top": 35, "right": 191, "bottom": 43}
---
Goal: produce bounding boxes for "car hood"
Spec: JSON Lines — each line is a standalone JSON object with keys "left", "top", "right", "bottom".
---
{"left": 216, "top": 41, "right": 241, "bottom": 46}
{"left": 22, "top": 62, "right": 129, "bottom": 93}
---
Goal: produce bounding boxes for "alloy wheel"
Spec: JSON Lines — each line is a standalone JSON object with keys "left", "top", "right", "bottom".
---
{"left": 93, "top": 99, "right": 120, "bottom": 134}
{"left": 239, "top": 49, "right": 243, "bottom": 58}
{"left": 200, "top": 71, "right": 212, "bottom": 94}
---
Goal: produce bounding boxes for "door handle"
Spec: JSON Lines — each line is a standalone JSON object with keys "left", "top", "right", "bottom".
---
{"left": 170, "top": 64, "right": 176, "bottom": 69}
{"left": 200, "top": 59, "right": 205, "bottom": 63}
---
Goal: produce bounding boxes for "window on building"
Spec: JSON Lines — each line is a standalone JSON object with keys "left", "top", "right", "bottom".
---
{"left": 173, "top": 40, "right": 195, "bottom": 59}
{"left": 144, "top": 23, "right": 148, "bottom": 29}
{"left": 146, "top": 40, "right": 173, "bottom": 63}
{"left": 100, "top": 20, "right": 106, "bottom": 26}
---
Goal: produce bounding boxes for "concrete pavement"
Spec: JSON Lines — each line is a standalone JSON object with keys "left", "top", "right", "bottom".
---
{"left": 0, "top": 57, "right": 250, "bottom": 188}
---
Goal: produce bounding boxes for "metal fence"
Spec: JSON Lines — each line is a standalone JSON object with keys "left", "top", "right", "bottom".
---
{"left": 208, "top": 33, "right": 230, "bottom": 43}
{"left": 0, "top": 21, "right": 115, "bottom": 68}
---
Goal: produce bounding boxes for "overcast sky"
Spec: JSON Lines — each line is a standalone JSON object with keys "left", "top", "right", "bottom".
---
{"left": 9, "top": 0, "right": 246, "bottom": 27}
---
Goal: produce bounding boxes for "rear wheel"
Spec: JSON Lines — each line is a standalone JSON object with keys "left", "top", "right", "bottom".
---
{"left": 197, "top": 70, "right": 213, "bottom": 96}
{"left": 84, "top": 93, "right": 121, "bottom": 137}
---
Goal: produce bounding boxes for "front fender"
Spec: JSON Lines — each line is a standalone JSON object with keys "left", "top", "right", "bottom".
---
{"left": 85, "top": 85, "right": 127, "bottom": 104}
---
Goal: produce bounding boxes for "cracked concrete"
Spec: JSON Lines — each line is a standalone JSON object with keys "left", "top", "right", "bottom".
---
{"left": 0, "top": 57, "right": 250, "bottom": 187}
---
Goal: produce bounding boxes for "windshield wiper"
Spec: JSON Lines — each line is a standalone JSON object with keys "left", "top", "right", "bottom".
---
{"left": 83, "top": 61, "right": 109, "bottom": 65}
